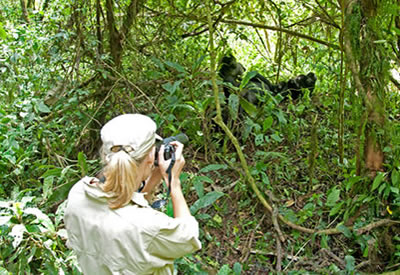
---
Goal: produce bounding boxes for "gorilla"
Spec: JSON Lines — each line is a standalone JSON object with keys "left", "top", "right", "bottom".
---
{"left": 219, "top": 54, "right": 317, "bottom": 105}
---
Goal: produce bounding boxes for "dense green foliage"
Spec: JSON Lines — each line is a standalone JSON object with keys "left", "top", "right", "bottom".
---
{"left": 1, "top": 0, "right": 400, "bottom": 273}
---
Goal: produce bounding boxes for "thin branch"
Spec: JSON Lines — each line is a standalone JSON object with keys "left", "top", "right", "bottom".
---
{"left": 356, "top": 219, "right": 400, "bottom": 235}
{"left": 272, "top": 206, "right": 286, "bottom": 242}
{"left": 320, "top": 248, "right": 345, "bottom": 269}
{"left": 221, "top": 19, "right": 339, "bottom": 49}
{"left": 315, "top": 0, "right": 340, "bottom": 28}
{"left": 275, "top": 234, "right": 283, "bottom": 272}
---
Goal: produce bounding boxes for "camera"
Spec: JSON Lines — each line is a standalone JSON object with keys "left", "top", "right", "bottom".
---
{"left": 154, "top": 133, "right": 189, "bottom": 166}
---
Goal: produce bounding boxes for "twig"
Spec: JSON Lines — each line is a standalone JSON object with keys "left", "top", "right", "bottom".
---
{"left": 320, "top": 248, "right": 345, "bottom": 269}
{"left": 355, "top": 260, "right": 371, "bottom": 270}
{"left": 240, "top": 214, "right": 266, "bottom": 263}
{"left": 386, "top": 262, "right": 400, "bottom": 270}
{"left": 283, "top": 239, "right": 310, "bottom": 271}
{"left": 272, "top": 206, "right": 286, "bottom": 242}
{"left": 275, "top": 234, "right": 282, "bottom": 272}
{"left": 250, "top": 250, "right": 299, "bottom": 261}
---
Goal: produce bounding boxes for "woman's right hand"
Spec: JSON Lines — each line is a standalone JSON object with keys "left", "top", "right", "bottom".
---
{"left": 158, "top": 141, "right": 185, "bottom": 188}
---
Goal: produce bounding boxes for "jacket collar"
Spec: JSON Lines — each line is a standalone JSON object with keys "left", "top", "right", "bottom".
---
{"left": 82, "top": 176, "right": 149, "bottom": 207}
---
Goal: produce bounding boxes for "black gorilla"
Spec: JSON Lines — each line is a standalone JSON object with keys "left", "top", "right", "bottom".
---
{"left": 219, "top": 54, "right": 316, "bottom": 104}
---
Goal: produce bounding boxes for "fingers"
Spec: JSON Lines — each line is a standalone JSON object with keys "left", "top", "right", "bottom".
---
{"left": 169, "top": 141, "right": 184, "bottom": 159}
{"left": 157, "top": 142, "right": 185, "bottom": 183}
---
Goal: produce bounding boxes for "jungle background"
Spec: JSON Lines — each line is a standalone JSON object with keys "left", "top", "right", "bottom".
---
{"left": 1, "top": 0, "right": 400, "bottom": 274}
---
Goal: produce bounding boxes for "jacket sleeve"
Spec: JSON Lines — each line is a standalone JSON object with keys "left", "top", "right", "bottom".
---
{"left": 147, "top": 215, "right": 202, "bottom": 260}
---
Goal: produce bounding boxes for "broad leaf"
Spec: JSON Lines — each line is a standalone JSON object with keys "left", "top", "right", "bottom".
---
{"left": 228, "top": 94, "right": 239, "bottom": 121}
{"left": 10, "top": 224, "right": 26, "bottom": 248}
{"left": 326, "top": 187, "right": 340, "bottom": 206}
{"left": 199, "top": 164, "right": 227, "bottom": 173}
{"left": 190, "top": 191, "right": 224, "bottom": 215}
{"left": 239, "top": 71, "right": 258, "bottom": 90}
{"left": 239, "top": 98, "right": 258, "bottom": 118}
{"left": 165, "top": 61, "right": 186, "bottom": 73}
{"left": 371, "top": 172, "right": 385, "bottom": 191}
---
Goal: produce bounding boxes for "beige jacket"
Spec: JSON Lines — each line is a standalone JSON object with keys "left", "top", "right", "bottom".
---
{"left": 64, "top": 176, "right": 201, "bottom": 275}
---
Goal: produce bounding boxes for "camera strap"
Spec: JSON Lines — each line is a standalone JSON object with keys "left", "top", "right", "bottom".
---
{"left": 150, "top": 150, "right": 175, "bottom": 209}
{"left": 165, "top": 150, "right": 176, "bottom": 197}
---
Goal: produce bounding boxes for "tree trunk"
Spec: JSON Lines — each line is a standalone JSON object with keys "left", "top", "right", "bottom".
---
{"left": 105, "top": 0, "right": 123, "bottom": 69}
{"left": 27, "top": 0, "right": 34, "bottom": 9}
{"left": 20, "top": 0, "right": 29, "bottom": 23}
{"left": 343, "top": 0, "right": 390, "bottom": 177}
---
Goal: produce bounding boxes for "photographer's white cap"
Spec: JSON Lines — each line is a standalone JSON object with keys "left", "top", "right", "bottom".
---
{"left": 101, "top": 114, "right": 162, "bottom": 159}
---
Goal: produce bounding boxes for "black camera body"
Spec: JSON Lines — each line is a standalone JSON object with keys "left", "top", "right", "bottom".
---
{"left": 154, "top": 133, "right": 188, "bottom": 166}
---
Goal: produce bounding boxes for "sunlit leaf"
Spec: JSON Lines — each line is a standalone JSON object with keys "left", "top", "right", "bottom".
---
{"left": 24, "top": 207, "right": 55, "bottom": 232}
{"left": 10, "top": 224, "right": 26, "bottom": 248}
{"left": 239, "top": 98, "right": 257, "bottom": 118}
{"left": 78, "top": 152, "right": 88, "bottom": 176}
{"left": 371, "top": 172, "right": 385, "bottom": 191}
{"left": 326, "top": 187, "right": 340, "bottom": 206}
{"left": 239, "top": 71, "right": 258, "bottom": 90}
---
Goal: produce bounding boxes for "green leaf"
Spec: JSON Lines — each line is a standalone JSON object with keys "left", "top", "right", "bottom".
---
{"left": 24, "top": 207, "right": 55, "bottom": 232}
{"left": 239, "top": 98, "right": 258, "bottom": 118}
{"left": 391, "top": 169, "right": 399, "bottom": 186}
{"left": 0, "top": 23, "right": 7, "bottom": 40}
{"left": 199, "top": 164, "right": 227, "bottom": 173}
{"left": 151, "top": 57, "right": 165, "bottom": 70}
{"left": 233, "top": 262, "right": 242, "bottom": 275}
{"left": 41, "top": 168, "right": 62, "bottom": 178}
{"left": 337, "top": 224, "right": 352, "bottom": 238}
{"left": 345, "top": 255, "right": 355, "bottom": 272}
{"left": 371, "top": 172, "right": 385, "bottom": 191}
{"left": 255, "top": 134, "right": 264, "bottom": 146}
{"left": 329, "top": 201, "right": 344, "bottom": 216}
{"left": 192, "top": 55, "right": 205, "bottom": 71}
{"left": 321, "top": 234, "right": 329, "bottom": 248}
{"left": 271, "top": 133, "right": 282, "bottom": 142}
{"left": 166, "top": 199, "right": 173, "bottom": 217}
{"left": 216, "top": 264, "right": 232, "bottom": 275}
{"left": 273, "top": 109, "right": 287, "bottom": 125}
{"left": 37, "top": 101, "right": 51, "bottom": 113}
{"left": 162, "top": 80, "right": 183, "bottom": 94}
{"left": 42, "top": 176, "right": 54, "bottom": 201}
{"left": 228, "top": 94, "right": 239, "bottom": 121}
{"left": 47, "top": 181, "right": 75, "bottom": 205}
{"left": 0, "top": 266, "right": 11, "bottom": 275}
{"left": 78, "top": 152, "right": 88, "bottom": 176}
{"left": 190, "top": 191, "right": 224, "bottom": 215}
{"left": 263, "top": 116, "right": 273, "bottom": 131}
{"left": 193, "top": 176, "right": 212, "bottom": 198}
{"left": 326, "top": 187, "right": 340, "bottom": 206}
{"left": 239, "top": 71, "right": 258, "bottom": 90}
{"left": 165, "top": 61, "right": 186, "bottom": 73}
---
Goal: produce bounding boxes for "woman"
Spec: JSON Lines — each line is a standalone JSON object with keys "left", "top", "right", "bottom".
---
{"left": 64, "top": 114, "right": 201, "bottom": 274}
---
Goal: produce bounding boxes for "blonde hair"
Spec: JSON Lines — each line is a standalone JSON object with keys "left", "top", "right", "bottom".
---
{"left": 100, "top": 145, "right": 153, "bottom": 209}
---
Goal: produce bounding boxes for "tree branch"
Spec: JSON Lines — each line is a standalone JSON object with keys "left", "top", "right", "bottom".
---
{"left": 221, "top": 19, "right": 339, "bottom": 49}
